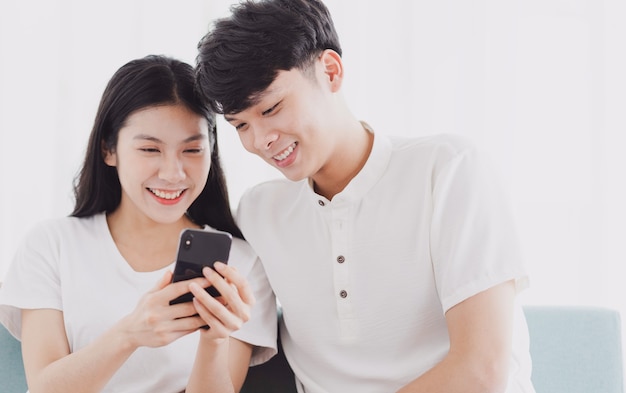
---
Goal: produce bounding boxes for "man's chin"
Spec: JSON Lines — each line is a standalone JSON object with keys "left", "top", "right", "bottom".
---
{"left": 279, "top": 169, "right": 308, "bottom": 183}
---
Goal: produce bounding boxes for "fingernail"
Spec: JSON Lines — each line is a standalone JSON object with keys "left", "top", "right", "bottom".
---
{"left": 214, "top": 262, "right": 226, "bottom": 270}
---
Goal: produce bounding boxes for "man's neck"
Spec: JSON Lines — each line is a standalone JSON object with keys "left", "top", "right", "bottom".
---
{"left": 312, "top": 122, "right": 374, "bottom": 200}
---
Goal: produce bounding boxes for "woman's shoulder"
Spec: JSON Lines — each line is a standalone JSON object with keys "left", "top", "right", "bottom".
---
{"left": 21, "top": 214, "right": 106, "bottom": 245}
{"left": 202, "top": 226, "right": 258, "bottom": 274}
{"left": 202, "top": 227, "right": 255, "bottom": 258}
{"left": 230, "top": 236, "right": 256, "bottom": 260}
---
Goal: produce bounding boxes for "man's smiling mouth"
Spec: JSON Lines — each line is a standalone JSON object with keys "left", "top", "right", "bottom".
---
{"left": 273, "top": 142, "right": 297, "bottom": 161}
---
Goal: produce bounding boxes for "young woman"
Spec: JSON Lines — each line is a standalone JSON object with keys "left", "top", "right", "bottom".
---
{"left": 0, "top": 55, "right": 276, "bottom": 393}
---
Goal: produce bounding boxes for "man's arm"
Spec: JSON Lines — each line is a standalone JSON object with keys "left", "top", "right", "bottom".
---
{"left": 397, "top": 280, "right": 516, "bottom": 393}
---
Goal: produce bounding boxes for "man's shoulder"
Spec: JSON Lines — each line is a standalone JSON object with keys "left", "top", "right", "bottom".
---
{"left": 235, "top": 178, "right": 308, "bottom": 239}
{"left": 241, "top": 178, "right": 304, "bottom": 203}
{"left": 382, "top": 133, "right": 478, "bottom": 174}
{"left": 237, "top": 178, "right": 305, "bottom": 215}
{"left": 389, "top": 133, "right": 475, "bottom": 155}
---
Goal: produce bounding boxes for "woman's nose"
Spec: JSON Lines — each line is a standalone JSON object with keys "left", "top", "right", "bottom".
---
{"left": 159, "top": 154, "right": 186, "bottom": 182}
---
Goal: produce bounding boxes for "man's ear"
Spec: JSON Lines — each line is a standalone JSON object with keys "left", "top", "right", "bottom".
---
{"left": 319, "top": 49, "right": 344, "bottom": 92}
{"left": 102, "top": 140, "right": 117, "bottom": 167}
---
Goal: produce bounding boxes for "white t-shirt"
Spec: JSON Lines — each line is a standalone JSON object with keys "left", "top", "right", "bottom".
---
{"left": 236, "top": 131, "right": 535, "bottom": 393}
{"left": 0, "top": 213, "right": 276, "bottom": 393}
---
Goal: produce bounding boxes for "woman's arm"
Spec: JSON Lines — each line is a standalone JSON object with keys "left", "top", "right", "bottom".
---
{"left": 22, "top": 271, "right": 211, "bottom": 393}
{"left": 22, "top": 308, "right": 136, "bottom": 393}
{"left": 185, "top": 263, "right": 256, "bottom": 393}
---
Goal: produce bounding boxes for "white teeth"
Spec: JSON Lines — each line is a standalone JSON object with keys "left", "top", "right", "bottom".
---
{"left": 273, "top": 143, "right": 296, "bottom": 161}
{"left": 150, "top": 189, "right": 183, "bottom": 200}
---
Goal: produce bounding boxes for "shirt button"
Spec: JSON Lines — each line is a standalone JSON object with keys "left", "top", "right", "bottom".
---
{"left": 337, "top": 255, "right": 345, "bottom": 263}
{"left": 339, "top": 290, "right": 348, "bottom": 298}
{"left": 318, "top": 200, "right": 325, "bottom": 206}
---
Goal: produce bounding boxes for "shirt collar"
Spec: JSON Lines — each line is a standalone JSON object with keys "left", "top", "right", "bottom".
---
{"left": 305, "top": 121, "right": 392, "bottom": 205}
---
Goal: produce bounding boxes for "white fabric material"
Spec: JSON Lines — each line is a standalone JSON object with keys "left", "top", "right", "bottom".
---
{"left": 0, "top": 213, "right": 276, "bottom": 393}
{"left": 236, "top": 131, "right": 535, "bottom": 393}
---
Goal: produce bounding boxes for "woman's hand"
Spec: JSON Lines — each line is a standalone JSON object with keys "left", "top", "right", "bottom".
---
{"left": 119, "top": 270, "right": 211, "bottom": 349}
{"left": 188, "top": 262, "right": 256, "bottom": 341}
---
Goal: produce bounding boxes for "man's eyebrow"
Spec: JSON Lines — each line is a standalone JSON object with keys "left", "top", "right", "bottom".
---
{"left": 224, "top": 87, "right": 280, "bottom": 123}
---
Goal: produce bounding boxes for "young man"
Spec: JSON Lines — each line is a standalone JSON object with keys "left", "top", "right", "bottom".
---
{"left": 196, "top": 0, "right": 536, "bottom": 392}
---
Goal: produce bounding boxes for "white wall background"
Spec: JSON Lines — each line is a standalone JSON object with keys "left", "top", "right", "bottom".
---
{"left": 1, "top": 0, "right": 625, "bottom": 336}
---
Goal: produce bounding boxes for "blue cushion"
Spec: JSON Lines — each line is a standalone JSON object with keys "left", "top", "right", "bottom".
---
{"left": 0, "top": 324, "right": 27, "bottom": 393}
{"left": 2, "top": 307, "right": 622, "bottom": 392}
{"left": 524, "top": 306, "right": 624, "bottom": 393}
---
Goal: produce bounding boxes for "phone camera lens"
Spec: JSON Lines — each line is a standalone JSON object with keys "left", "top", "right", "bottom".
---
{"left": 183, "top": 233, "right": 193, "bottom": 249}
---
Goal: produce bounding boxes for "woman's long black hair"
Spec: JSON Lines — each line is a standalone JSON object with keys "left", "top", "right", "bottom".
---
{"left": 71, "top": 55, "right": 243, "bottom": 239}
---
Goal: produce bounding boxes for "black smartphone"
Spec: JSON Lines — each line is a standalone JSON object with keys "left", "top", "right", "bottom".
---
{"left": 169, "top": 228, "right": 233, "bottom": 305}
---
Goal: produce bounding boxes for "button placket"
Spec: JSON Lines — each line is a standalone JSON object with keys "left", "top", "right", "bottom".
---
{"left": 330, "top": 202, "right": 358, "bottom": 340}
{"left": 331, "top": 204, "right": 351, "bottom": 308}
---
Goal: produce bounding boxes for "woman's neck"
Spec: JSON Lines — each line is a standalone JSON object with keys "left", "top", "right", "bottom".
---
{"left": 106, "top": 209, "right": 199, "bottom": 272}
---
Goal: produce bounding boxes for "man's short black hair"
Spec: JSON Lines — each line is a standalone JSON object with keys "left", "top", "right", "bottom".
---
{"left": 196, "top": 0, "right": 342, "bottom": 115}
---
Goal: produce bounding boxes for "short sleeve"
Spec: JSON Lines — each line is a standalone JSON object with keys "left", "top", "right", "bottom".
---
{"left": 228, "top": 238, "right": 278, "bottom": 366}
{"left": 430, "top": 142, "right": 529, "bottom": 313}
{"left": 0, "top": 221, "right": 62, "bottom": 339}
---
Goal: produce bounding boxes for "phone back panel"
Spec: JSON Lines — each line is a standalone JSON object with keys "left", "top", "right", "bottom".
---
{"left": 170, "top": 229, "right": 232, "bottom": 303}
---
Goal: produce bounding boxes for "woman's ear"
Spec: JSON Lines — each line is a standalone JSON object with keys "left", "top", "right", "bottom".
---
{"left": 319, "top": 49, "right": 344, "bottom": 92}
{"left": 102, "top": 140, "right": 117, "bottom": 167}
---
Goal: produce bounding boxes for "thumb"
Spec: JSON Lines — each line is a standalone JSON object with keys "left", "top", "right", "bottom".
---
{"left": 151, "top": 270, "right": 173, "bottom": 292}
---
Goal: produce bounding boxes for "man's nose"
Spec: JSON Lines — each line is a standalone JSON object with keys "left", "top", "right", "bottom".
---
{"left": 253, "top": 124, "right": 279, "bottom": 151}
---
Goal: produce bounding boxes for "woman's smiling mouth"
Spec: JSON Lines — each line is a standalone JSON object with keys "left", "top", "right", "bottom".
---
{"left": 148, "top": 188, "right": 185, "bottom": 200}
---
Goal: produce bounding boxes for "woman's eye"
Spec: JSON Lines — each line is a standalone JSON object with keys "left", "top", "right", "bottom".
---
{"left": 184, "top": 148, "right": 204, "bottom": 154}
{"left": 140, "top": 148, "right": 160, "bottom": 153}
{"left": 235, "top": 123, "right": 247, "bottom": 131}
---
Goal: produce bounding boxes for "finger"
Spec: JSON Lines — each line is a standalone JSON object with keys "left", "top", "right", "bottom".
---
{"left": 192, "top": 298, "right": 231, "bottom": 337}
{"left": 202, "top": 266, "right": 237, "bottom": 304}
{"left": 164, "top": 276, "right": 210, "bottom": 304}
{"left": 214, "top": 263, "right": 256, "bottom": 307}
{"left": 168, "top": 312, "right": 209, "bottom": 333}
{"left": 189, "top": 282, "right": 244, "bottom": 332}
{"left": 168, "top": 300, "right": 202, "bottom": 320}
{"left": 208, "top": 265, "right": 254, "bottom": 321}
{"left": 203, "top": 266, "right": 252, "bottom": 323}
{"left": 151, "top": 270, "right": 174, "bottom": 292}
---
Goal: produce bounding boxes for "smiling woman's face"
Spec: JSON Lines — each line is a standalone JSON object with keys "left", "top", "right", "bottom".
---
{"left": 104, "top": 104, "right": 211, "bottom": 226}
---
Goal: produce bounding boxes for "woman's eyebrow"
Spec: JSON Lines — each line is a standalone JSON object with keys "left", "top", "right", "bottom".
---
{"left": 183, "top": 134, "right": 208, "bottom": 142}
{"left": 132, "top": 134, "right": 207, "bottom": 143}
{"left": 133, "top": 134, "right": 162, "bottom": 143}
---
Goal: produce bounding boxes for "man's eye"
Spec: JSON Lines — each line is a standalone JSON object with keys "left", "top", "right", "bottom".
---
{"left": 262, "top": 102, "right": 280, "bottom": 116}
